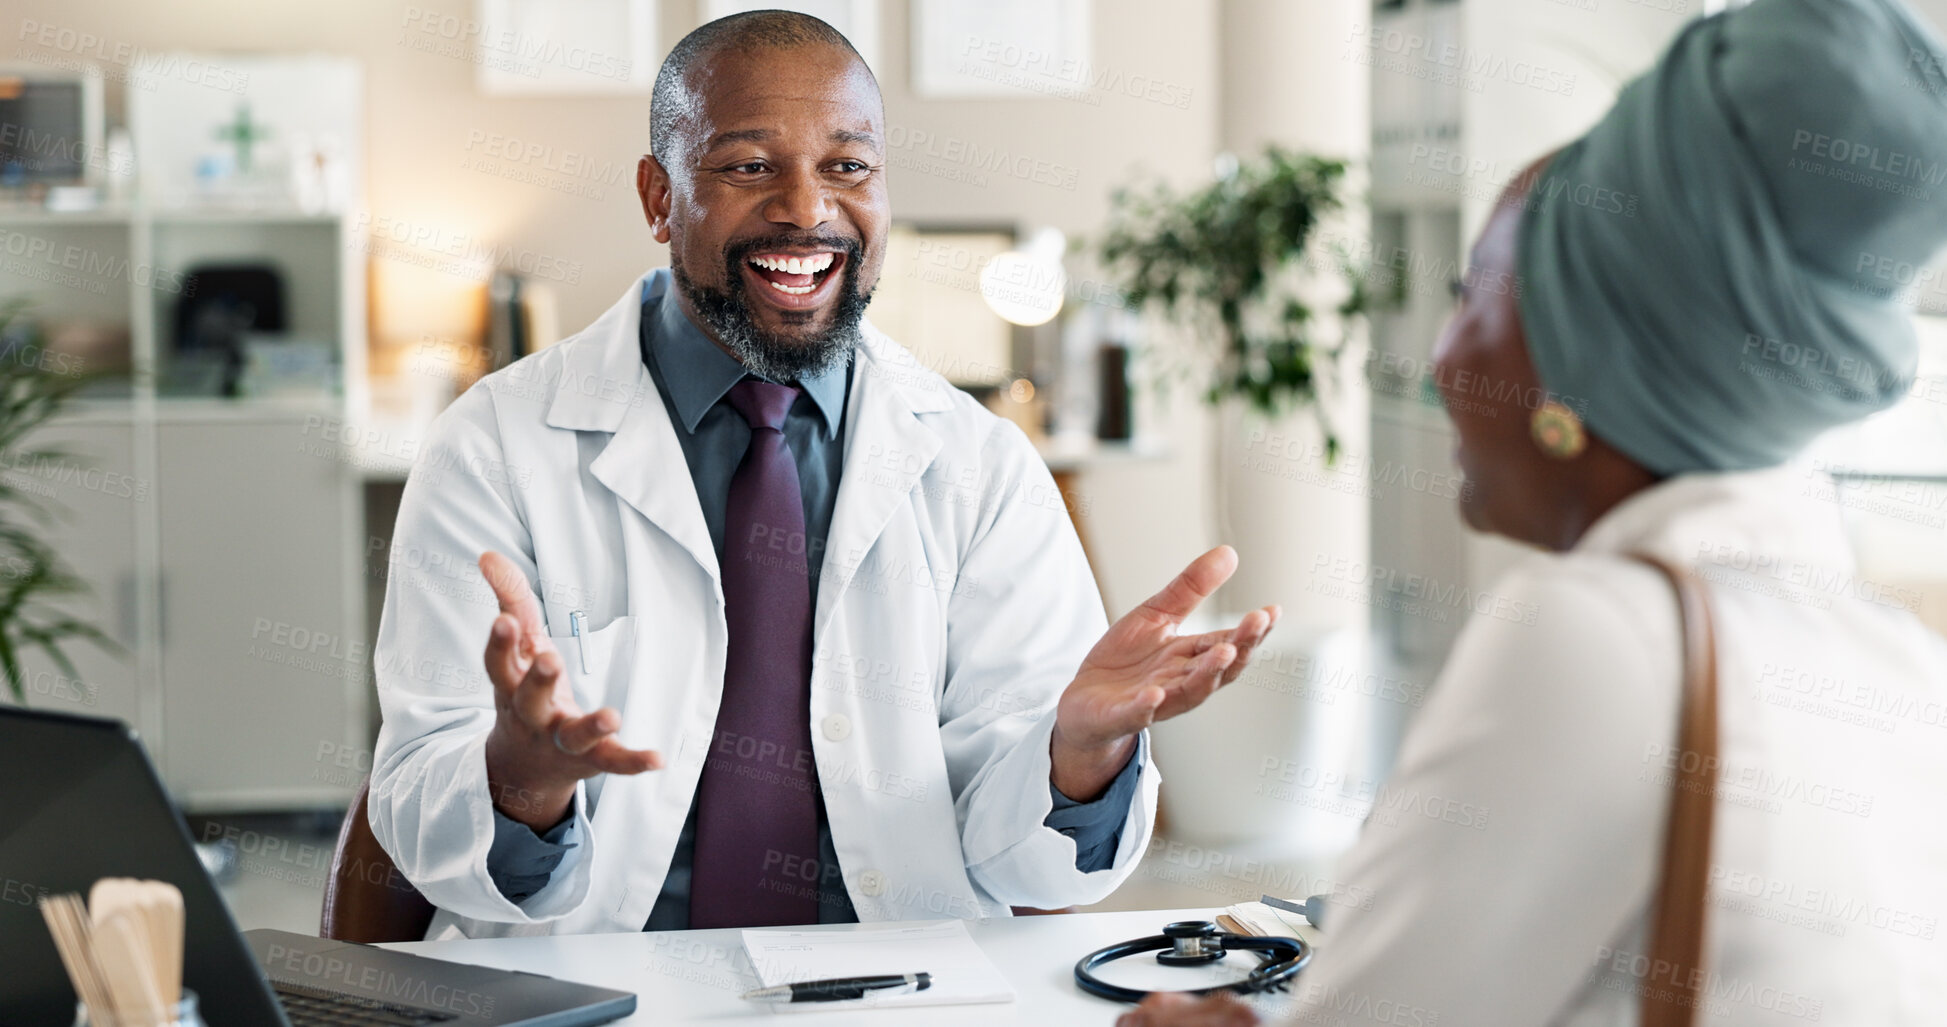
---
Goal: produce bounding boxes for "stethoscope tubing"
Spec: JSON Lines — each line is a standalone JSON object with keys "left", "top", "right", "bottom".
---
{"left": 1073, "top": 926, "right": 1311, "bottom": 1004}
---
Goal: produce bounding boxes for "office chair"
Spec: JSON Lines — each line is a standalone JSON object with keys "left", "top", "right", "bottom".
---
{"left": 321, "top": 775, "right": 1071, "bottom": 939}
{"left": 320, "top": 776, "right": 437, "bottom": 943}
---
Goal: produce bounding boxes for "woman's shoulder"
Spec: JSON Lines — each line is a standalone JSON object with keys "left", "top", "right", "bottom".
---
{"left": 1427, "top": 549, "right": 1687, "bottom": 721}
{"left": 1473, "top": 549, "right": 1682, "bottom": 647}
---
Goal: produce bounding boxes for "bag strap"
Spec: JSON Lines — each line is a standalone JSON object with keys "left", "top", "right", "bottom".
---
{"left": 1629, "top": 553, "right": 1720, "bottom": 1027}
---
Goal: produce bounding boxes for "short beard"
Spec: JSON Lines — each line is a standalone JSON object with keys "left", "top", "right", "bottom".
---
{"left": 672, "top": 234, "right": 872, "bottom": 384}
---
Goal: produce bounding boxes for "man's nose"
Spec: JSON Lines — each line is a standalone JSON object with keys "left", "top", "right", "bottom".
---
{"left": 765, "top": 165, "right": 837, "bottom": 229}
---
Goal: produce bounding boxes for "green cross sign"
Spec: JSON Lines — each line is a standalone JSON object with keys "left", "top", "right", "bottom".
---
{"left": 215, "top": 104, "right": 270, "bottom": 173}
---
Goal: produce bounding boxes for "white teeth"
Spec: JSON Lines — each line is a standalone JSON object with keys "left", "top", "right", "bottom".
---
{"left": 750, "top": 252, "right": 835, "bottom": 274}
{"left": 769, "top": 280, "right": 814, "bottom": 295}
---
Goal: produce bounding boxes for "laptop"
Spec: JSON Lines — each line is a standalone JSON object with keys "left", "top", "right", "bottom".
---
{"left": 0, "top": 705, "right": 637, "bottom": 1026}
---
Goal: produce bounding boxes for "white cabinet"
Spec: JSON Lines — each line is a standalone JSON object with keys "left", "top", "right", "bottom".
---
{"left": 0, "top": 55, "right": 370, "bottom": 811}
{"left": 9, "top": 410, "right": 367, "bottom": 810}
{"left": 156, "top": 414, "right": 363, "bottom": 809}
{"left": 11, "top": 415, "right": 143, "bottom": 727}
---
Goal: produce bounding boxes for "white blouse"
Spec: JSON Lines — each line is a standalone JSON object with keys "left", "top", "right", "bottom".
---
{"left": 1290, "top": 468, "right": 1947, "bottom": 1026}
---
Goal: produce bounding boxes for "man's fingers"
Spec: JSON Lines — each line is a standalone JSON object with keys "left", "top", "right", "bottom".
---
{"left": 484, "top": 614, "right": 527, "bottom": 701}
{"left": 513, "top": 649, "right": 566, "bottom": 728}
{"left": 547, "top": 708, "right": 662, "bottom": 773}
{"left": 1107, "top": 684, "right": 1167, "bottom": 730}
{"left": 551, "top": 708, "right": 619, "bottom": 755}
{"left": 1136, "top": 545, "right": 1239, "bottom": 627}
{"left": 582, "top": 737, "right": 664, "bottom": 775}
{"left": 479, "top": 551, "right": 553, "bottom": 656}
{"left": 1185, "top": 627, "right": 1236, "bottom": 656}
{"left": 1183, "top": 606, "right": 1275, "bottom": 655}
{"left": 1160, "top": 642, "right": 1234, "bottom": 715}
{"left": 1192, "top": 642, "right": 1237, "bottom": 690}
{"left": 1221, "top": 606, "right": 1278, "bottom": 685}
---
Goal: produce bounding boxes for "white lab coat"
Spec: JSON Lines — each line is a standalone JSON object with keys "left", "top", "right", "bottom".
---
{"left": 368, "top": 270, "right": 1157, "bottom": 939}
{"left": 1296, "top": 469, "right": 1947, "bottom": 1025}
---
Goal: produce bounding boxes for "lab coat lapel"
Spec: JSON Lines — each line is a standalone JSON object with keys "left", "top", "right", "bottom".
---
{"left": 817, "top": 327, "right": 954, "bottom": 642}
{"left": 548, "top": 273, "right": 720, "bottom": 584}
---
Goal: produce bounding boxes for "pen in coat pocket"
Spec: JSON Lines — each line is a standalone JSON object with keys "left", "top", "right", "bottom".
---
{"left": 568, "top": 610, "right": 590, "bottom": 673}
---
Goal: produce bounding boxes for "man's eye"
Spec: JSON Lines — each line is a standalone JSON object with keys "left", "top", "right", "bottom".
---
{"left": 725, "top": 161, "right": 769, "bottom": 175}
{"left": 832, "top": 160, "right": 870, "bottom": 174}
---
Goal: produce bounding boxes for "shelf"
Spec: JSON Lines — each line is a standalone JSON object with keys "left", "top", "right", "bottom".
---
{"left": 148, "top": 208, "right": 341, "bottom": 225}
{"left": 47, "top": 397, "right": 142, "bottom": 424}
{"left": 1035, "top": 435, "right": 1172, "bottom": 473}
{"left": 0, "top": 205, "right": 342, "bottom": 226}
{"left": 150, "top": 395, "right": 342, "bottom": 421}
{"left": 0, "top": 205, "right": 136, "bottom": 225}
{"left": 55, "top": 395, "right": 344, "bottom": 422}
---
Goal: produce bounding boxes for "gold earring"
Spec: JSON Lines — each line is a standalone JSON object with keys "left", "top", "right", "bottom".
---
{"left": 1530, "top": 400, "right": 1587, "bottom": 460}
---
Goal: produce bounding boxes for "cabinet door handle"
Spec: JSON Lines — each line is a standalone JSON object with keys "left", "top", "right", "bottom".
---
{"left": 118, "top": 572, "right": 137, "bottom": 645}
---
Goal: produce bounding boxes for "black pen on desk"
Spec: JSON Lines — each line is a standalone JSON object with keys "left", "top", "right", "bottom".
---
{"left": 742, "top": 972, "right": 932, "bottom": 1003}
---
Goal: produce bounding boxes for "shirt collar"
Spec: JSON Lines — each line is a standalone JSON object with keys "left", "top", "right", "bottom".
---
{"left": 643, "top": 288, "right": 848, "bottom": 441}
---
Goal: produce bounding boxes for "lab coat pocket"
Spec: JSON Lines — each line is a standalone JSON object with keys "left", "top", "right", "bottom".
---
{"left": 547, "top": 614, "right": 637, "bottom": 713}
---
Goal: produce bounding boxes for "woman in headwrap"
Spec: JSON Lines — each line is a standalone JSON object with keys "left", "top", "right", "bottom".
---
{"left": 1124, "top": 0, "right": 1947, "bottom": 1023}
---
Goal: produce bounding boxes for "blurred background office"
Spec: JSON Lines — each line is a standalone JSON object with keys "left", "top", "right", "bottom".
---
{"left": 6, "top": 0, "right": 1947, "bottom": 934}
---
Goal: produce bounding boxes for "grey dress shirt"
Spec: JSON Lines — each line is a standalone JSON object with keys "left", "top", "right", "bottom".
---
{"left": 485, "top": 288, "right": 1141, "bottom": 927}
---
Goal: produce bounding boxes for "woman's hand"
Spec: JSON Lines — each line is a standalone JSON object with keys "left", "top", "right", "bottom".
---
{"left": 1115, "top": 992, "right": 1261, "bottom": 1027}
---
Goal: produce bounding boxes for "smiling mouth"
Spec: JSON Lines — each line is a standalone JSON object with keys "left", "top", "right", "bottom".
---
{"left": 745, "top": 251, "right": 843, "bottom": 297}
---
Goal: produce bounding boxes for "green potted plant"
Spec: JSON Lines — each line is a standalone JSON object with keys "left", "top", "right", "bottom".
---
{"left": 1097, "top": 146, "right": 1380, "bottom": 459}
{"left": 1097, "top": 145, "right": 1398, "bottom": 627}
{"left": 1095, "top": 149, "right": 1391, "bottom": 846}
{"left": 0, "top": 299, "right": 120, "bottom": 704}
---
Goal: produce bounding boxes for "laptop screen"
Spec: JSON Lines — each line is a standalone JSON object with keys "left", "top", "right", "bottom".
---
{"left": 0, "top": 706, "right": 289, "bottom": 1026}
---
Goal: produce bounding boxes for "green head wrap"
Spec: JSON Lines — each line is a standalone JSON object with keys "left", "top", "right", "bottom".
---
{"left": 1517, "top": 0, "right": 1947, "bottom": 474}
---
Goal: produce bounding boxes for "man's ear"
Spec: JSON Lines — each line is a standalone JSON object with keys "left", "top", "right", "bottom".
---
{"left": 638, "top": 154, "right": 673, "bottom": 244}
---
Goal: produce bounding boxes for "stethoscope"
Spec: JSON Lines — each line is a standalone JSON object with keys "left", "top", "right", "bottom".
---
{"left": 1073, "top": 920, "right": 1311, "bottom": 1004}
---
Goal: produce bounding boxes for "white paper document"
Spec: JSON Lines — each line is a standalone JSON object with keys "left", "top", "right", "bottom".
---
{"left": 740, "top": 920, "right": 1015, "bottom": 1012}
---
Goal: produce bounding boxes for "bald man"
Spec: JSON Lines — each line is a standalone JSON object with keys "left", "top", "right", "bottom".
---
{"left": 369, "top": 11, "right": 1280, "bottom": 938}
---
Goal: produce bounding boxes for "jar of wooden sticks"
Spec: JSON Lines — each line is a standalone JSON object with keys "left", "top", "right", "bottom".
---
{"left": 41, "top": 879, "right": 199, "bottom": 1027}
{"left": 72, "top": 990, "right": 206, "bottom": 1027}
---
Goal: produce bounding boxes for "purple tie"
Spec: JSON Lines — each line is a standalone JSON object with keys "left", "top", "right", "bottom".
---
{"left": 689, "top": 380, "right": 821, "bottom": 928}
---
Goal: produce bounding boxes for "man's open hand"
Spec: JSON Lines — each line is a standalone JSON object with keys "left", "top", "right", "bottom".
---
{"left": 1052, "top": 546, "right": 1278, "bottom": 799}
{"left": 478, "top": 551, "right": 662, "bottom": 831}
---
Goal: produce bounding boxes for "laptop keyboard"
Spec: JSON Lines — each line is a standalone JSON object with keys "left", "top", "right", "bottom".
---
{"left": 272, "top": 979, "right": 459, "bottom": 1026}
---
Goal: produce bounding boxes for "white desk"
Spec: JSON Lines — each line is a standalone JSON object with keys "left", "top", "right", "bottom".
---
{"left": 386, "top": 908, "right": 1307, "bottom": 1024}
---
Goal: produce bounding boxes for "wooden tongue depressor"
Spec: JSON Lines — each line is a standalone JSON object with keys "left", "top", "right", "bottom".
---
{"left": 94, "top": 910, "right": 169, "bottom": 1026}
{"left": 89, "top": 878, "right": 186, "bottom": 1014}
{"left": 89, "top": 878, "right": 145, "bottom": 931}
{"left": 147, "top": 883, "right": 184, "bottom": 1009}
{"left": 40, "top": 895, "right": 118, "bottom": 1027}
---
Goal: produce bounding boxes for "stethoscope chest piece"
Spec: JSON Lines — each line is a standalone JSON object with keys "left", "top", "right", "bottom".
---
{"left": 1155, "top": 921, "right": 1227, "bottom": 966}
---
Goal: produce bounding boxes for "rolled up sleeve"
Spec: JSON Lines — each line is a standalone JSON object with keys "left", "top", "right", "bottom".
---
{"left": 1045, "top": 735, "right": 1145, "bottom": 872}
{"left": 485, "top": 806, "right": 580, "bottom": 904}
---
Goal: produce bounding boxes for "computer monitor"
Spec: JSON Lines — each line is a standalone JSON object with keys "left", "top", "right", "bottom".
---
{"left": 0, "top": 64, "right": 105, "bottom": 189}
